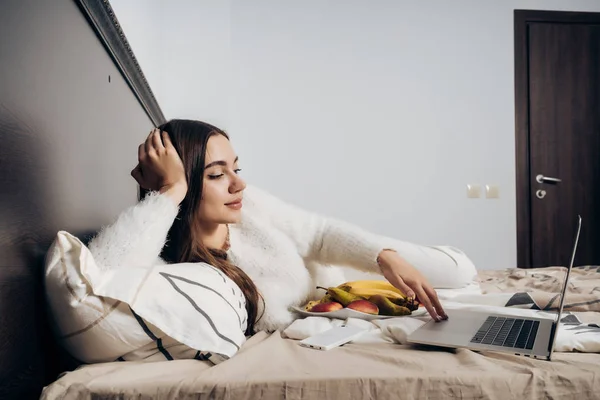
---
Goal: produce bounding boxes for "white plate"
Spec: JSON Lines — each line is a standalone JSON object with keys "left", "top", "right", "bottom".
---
{"left": 291, "top": 305, "right": 427, "bottom": 321}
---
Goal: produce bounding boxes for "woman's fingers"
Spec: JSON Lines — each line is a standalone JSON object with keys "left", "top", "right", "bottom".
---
{"left": 424, "top": 284, "right": 447, "bottom": 320}
{"left": 145, "top": 129, "right": 157, "bottom": 154}
{"left": 382, "top": 268, "right": 415, "bottom": 299}
{"left": 162, "top": 130, "right": 175, "bottom": 150}
{"left": 152, "top": 129, "right": 165, "bottom": 152}
{"left": 413, "top": 285, "right": 441, "bottom": 322}
{"left": 393, "top": 277, "right": 415, "bottom": 300}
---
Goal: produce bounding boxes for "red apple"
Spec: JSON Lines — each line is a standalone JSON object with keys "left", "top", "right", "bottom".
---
{"left": 309, "top": 301, "right": 343, "bottom": 312}
{"left": 346, "top": 299, "right": 379, "bottom": 315}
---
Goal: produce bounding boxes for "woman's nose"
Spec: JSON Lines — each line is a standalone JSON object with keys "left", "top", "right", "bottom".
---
{"left": 231, "top": 174, "right": 246, "bottom": 193}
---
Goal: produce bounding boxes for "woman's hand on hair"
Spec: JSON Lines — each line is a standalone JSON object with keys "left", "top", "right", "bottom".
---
{"left": 377, "top": 249, "right": 448, "bottom": 322}
{"left": 131, "top": 128, "right": 188, "bottom": 205}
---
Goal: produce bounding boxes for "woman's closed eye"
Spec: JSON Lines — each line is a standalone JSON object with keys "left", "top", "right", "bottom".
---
{"left": 208, "top": 168, "right": 242, "bottom": 179}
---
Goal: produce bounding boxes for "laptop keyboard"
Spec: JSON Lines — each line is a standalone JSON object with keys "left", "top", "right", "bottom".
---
{"left": 470, "top": 316, "right": 540, "bottom": 350}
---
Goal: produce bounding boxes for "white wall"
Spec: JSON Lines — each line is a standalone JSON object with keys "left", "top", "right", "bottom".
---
{"left": 110, "top": 0, "right": 600, "bottom": 270}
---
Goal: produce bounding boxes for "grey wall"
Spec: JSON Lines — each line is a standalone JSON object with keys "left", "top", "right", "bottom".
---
{"left": 111, "top": 0, "right": 600, "bottom": 271}
{"left": 0, "top": 0, "right": 155, "bottom": 397}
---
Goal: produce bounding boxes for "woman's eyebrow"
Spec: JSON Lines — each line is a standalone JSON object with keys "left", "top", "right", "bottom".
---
{"left": 205, "top": 156, "right": 239, "bottom": 169}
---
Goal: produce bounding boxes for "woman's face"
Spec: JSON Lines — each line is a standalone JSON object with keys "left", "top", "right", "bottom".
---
{"left": 198, "top": 134, "right": 246, "bottom": 225}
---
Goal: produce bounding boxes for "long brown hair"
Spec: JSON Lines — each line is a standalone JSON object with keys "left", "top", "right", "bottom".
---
{"left": 139, "top": 119, "right": 263, "bottom": 336}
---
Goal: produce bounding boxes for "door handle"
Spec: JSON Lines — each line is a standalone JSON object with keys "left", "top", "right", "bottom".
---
{"left": 536, "top": 174, "right": 562, "bottom": 184}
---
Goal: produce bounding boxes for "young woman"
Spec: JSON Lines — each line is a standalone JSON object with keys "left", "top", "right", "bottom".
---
{"left": 88, "top": 119, "right": 477, "bottom": 335}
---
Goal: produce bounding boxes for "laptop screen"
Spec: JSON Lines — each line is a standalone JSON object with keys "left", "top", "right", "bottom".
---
{"left": 548, "top": 215, "right": 582, "bottom": 356}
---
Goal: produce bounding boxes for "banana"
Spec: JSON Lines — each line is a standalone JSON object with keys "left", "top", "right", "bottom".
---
{"left": 338, "top": 280, "right": 406, "bottom": 296}
{"left": 337, "top": 280, "right": 406, "bottom": 299}
{"left": 340, "top": 286, "right": 405, "bottom": 301}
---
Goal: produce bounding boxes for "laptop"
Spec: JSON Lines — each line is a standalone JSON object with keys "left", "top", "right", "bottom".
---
{"left": 407, "top": 215, "right": 582, "bottom": 361}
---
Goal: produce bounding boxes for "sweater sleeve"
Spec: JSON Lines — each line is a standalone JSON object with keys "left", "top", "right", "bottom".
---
{"left": 243, "top": 185, "right": 478, "bottom": 288}
{"left": 87, "top": 191, "right": 179, "bottom": 269}
{"left": 243, "top": 185, "right": 390, "bottom": 273}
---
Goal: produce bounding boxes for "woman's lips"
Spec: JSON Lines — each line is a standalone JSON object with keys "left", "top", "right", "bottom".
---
{"left": 226, "top": 200, "right": 243, "bottom": 210}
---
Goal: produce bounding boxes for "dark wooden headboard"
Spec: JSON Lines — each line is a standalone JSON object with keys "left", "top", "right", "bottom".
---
{"left": 0, "top": 0, "right": 165, "bottom": 398}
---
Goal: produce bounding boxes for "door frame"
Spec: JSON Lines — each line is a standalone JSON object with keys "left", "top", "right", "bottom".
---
{"left": 514, "top": 9, "right": 600, "bottom": 268}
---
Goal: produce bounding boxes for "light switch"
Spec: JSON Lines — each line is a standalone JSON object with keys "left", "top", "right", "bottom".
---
{"left": 466, "top": 184, "right": 481, "bottom": 198}
{"left": 486, "top": 184, "right": 500, "bottom": 199}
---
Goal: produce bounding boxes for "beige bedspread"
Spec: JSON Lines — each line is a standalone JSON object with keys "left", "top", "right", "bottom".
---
{"left": 41, "top": 267, "right": 600, "bottom": 400}
{"left": 478, "top": 265, "right": 600, "bottom": 312}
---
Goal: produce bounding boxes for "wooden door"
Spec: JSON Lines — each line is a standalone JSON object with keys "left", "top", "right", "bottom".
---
{"left": 515, "top": 10, "right": 600, "bottom": 268}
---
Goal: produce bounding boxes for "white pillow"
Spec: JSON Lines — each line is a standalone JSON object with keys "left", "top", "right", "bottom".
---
{"left": 44, "top": 230, "right": 247, "bottom": 365}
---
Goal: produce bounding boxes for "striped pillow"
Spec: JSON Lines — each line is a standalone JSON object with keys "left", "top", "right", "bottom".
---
{"left": 44, "top": 231, "right": 247, "bottom": 365}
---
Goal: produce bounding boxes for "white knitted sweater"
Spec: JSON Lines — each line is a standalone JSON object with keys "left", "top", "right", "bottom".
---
{"left": 88, "top": 185, "right": 477, "bottom": 332}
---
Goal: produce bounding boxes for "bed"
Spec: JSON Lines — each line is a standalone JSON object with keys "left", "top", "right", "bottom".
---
{"left": 2, "top": 0, "right": 600, "bottom": 399}
{"left": 40, "top": 266, "right": 600, "bottom": 399}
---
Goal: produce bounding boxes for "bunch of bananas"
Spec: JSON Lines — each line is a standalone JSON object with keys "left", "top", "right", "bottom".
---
{"left": 303, "top": 280, "right": 419, "bottom": 316}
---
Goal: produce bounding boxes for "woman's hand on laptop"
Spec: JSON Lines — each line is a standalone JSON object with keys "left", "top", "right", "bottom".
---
{"left": 377, "top": 250, "right": 448, "bottom": 322}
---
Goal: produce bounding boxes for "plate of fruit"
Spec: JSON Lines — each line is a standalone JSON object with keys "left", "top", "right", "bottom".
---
{"left": 292, "top": 280, "right": 427, "bottom": 321}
